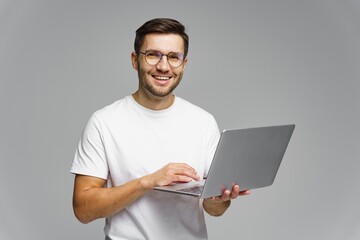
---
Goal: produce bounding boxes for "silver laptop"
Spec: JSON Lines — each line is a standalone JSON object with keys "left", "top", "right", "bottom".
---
{"left": 153, "top": 124, "right": 295, "bottom": 198}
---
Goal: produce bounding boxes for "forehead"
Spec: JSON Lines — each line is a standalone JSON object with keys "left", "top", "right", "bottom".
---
{"left": 142, "top": 33, "right": 184, "bottom": 53}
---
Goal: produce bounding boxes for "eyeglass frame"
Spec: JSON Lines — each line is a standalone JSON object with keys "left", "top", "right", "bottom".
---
{"left": 138, "top": 50, "right": 185, "bottom": 68}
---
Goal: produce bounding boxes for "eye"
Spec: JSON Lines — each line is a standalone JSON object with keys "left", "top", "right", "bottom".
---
{"left": 168, "top": 52, "right": 183, "bottom": 61}
{"left": 146, "top": 51, "right": 161, "bottom": 59}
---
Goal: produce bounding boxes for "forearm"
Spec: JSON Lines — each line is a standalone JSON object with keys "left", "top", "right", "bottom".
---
{"left": 203, "top": 198, "right": 231, "bottom": 217}
{"left": 73, "top": 176, "right": 150, "bottom": 223}
{"left": 73, "top": 163, "right": 200, "bottom": 223}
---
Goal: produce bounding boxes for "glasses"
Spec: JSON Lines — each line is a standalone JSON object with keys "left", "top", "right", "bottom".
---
{"left": 139, "top": 50, "right": 185, "bottom": 68}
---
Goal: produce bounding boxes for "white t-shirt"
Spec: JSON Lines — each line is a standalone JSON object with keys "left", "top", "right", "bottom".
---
{"left": 70, "top": 95, "right": 220, "bottom": 240}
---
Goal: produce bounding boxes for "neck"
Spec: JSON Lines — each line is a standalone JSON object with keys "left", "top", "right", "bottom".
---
{"left": 132, "top": 90, "right": 175, "bottom": 110}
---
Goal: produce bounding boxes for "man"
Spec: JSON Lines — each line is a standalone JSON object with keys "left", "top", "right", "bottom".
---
{"left": 71, "top": 18, "right": 250, "bottom": 240}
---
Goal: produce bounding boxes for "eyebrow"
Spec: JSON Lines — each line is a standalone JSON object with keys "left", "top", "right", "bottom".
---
{"left": 143, "top": 49, "right": 183, "bottom": 54}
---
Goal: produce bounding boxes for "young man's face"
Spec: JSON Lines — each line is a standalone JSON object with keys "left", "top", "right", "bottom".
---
{"left": 132, "top": 33, "right": 187, "bottom": 98}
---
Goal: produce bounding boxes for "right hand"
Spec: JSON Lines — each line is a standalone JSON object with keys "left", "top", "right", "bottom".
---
{"left": 142, "top": 163, "right": 200, "bottom": 189}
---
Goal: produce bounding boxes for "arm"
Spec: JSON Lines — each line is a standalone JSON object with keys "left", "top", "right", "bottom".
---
{"left": 72, "top": 163, "right": 199, "bottom": 224}
{"left": 73, "top": 174, "right": 148, "bottom": 224}
{"left": 203, "top": 185, "right": 250, "bottom": 217}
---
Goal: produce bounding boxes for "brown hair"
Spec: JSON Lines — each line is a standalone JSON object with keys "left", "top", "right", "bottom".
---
{"left": 134, "top": 18, "right": 189, "bottom": 57}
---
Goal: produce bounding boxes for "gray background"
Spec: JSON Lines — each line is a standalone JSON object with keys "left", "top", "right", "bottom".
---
{"left": 1, "top": 0, "right": 359, "bottom": 239}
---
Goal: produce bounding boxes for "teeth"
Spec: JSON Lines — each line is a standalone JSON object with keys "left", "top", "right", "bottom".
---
{"left": 154, "top": 76, "right": 170, "bottom": 80}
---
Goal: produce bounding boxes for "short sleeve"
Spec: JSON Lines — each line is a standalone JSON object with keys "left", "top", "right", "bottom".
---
{"left": 70, "top": 114, "right": 109, "bottom": 179}
{"left": 204, "top": 116, "right": 220, "bottom": 177}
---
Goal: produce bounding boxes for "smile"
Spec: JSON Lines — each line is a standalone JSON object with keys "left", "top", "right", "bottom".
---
{"left": 153, "top": 75, "right": 172, "bottom": 81}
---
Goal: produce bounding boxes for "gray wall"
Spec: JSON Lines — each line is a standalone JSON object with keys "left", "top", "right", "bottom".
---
{"left": 1, "top": 0, "right": 359, "bottom": 239}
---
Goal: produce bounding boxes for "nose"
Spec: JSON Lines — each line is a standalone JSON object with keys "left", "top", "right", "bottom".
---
{"left": 156, "top": 55, "right": 170, "bottom": 72}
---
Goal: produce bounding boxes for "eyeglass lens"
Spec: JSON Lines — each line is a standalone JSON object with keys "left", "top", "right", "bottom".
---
{"left": 144, "top": 50, "right": 184, "bottom": 67}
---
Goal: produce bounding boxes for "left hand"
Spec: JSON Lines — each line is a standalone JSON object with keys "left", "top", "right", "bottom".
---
{"left": 206, "top": 184, "right": 251, "bottom": 203}
{"left": 203, "top": 184, "right": 250, "bottom": 216}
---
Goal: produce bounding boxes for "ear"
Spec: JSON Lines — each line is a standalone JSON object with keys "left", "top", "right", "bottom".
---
{"left": 131, "top": 51, "right": 138, "bottom": 70}
{"left": 182, "top": 57, "right": 188, "bottom": 71}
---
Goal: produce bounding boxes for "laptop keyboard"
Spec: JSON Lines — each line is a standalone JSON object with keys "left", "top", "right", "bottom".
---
{"left": 178, "top": 185, "right": 204, "bottom": 195}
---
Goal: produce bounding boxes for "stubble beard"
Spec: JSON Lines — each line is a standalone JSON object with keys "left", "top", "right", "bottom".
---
{"left": 137, "top": 68, "right": 183, "bottom": 98}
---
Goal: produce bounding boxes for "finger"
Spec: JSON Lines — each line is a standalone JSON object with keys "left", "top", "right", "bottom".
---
{"left": 221, "top": 190, "right": 231, "bottom": 201}
{"left": 229, "top": 185, "right": 240, "bottom": 199}
{"left": 238, "top": 189, "right": 251, "bottom": 196}
{"left": 174, "top": 175, "right": 195, "bottom": 183}
{"left": 173, "top": 167, "right": 200, "bottom": 181}
{"left": 178, "top": 171, "right": 200, "bottom": 181}
{"left": 204, "top": 196, "right": 220, "bottom": 204}
{"left": 164, "top": 164, "right": 199, "bottom": 180}
{"left": 171, "top": 163, "right": 197, "bottom": 173}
